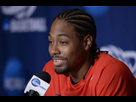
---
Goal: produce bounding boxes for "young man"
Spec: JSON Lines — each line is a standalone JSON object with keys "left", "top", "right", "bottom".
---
{"left": 43, "top": 8, "right": 136, "bottom": 96}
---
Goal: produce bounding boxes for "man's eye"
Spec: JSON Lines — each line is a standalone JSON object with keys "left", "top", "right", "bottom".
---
{"left": 48, "top": 41, "right": 53, "bottom": 44}
{"left": 60, "top": 41, "right": 68, "bottom": 45}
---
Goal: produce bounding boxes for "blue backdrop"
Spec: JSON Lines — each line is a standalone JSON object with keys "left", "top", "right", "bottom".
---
{"left": 0, "top": 6, "right": 136, "bottom": 96}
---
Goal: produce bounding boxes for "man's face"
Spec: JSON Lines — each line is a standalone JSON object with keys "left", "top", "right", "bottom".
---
{"left": 48, "top": 19, "right": 86, "bottom": 74}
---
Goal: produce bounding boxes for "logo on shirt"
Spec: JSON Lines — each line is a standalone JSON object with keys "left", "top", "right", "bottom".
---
{"left": 100, "top": 45, "right": 136, "bottom": 78}
{"left": 90, "top": 77, "right": 94, "bottom": 81}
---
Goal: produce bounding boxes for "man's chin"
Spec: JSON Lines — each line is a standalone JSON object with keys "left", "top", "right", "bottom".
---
{"left": 55, "top": 67, "right": 69, "bottom": 74}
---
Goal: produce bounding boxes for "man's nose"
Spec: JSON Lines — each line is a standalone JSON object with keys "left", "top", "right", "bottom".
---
{"left": 51, "top": 43, "right": 61, "bottom": 55}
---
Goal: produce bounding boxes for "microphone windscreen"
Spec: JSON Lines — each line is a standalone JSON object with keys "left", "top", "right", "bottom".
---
{"left": 37, "top": 71, "right": 51, "bottom": 83}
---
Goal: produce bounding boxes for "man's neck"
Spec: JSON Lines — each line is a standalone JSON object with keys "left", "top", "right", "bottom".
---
{"left": 69, "top": 58, "right": 91, "bottom": 83}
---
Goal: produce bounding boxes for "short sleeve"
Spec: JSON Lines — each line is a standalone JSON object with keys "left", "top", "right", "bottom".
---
{"left": 96, "top": 61, "right": 136, "bottom": 96}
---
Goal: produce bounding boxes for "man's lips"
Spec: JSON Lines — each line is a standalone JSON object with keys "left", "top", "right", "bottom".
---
{"left": 52, "top": 56, "right": 68, "bottom": 66}
{"left": 53, "top": 59, "right": 65, "bottom": 66}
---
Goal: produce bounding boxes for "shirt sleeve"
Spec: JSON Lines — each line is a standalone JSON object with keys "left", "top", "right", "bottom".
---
{"left": 96, "top": 61, "right": 136, "bottom": 96}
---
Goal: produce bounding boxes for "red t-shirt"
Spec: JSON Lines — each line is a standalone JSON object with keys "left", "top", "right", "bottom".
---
{"left": 43, "top": 53, "right": 136, "bottom": 96}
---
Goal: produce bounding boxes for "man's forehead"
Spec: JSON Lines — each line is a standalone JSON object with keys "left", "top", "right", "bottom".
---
{"left": 48, "top": 33, "right": 70, "bottom": 38}
{"left": 49, "top": 19, "right": 78, "bottom": 39}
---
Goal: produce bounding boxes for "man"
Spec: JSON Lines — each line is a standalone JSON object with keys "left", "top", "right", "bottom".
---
{"left": 43, "top": 8, "right": 136, "bottom": 96}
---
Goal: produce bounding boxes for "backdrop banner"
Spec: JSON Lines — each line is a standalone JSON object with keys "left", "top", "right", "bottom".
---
{"left": 0, "top": 6, "right": 136, "bottom": 96}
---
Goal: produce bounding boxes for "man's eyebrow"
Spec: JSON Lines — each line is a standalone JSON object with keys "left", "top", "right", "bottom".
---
{"left": 48, "top": 33, "right": 70, "bottom": 37}
{"left": 57, "top": 34, "right": 70, "bottom": 37}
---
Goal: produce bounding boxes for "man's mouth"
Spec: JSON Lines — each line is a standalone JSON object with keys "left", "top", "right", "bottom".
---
{"left": 53, "top": 59, "right": 65, "bottom": 66}
{"left": 52, "top": 55, "right": 68, "bottom": 66}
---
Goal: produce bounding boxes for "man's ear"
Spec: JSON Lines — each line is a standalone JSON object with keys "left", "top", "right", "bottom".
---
{"left": 83, "top": 35, "right": 93, "bottom": 51}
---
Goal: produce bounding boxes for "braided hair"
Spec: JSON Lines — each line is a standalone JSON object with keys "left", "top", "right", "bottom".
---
{"left": 53, "top": 8, "right": 107, "bottom": 66}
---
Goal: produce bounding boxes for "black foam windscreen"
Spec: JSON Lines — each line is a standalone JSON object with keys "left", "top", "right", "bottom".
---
{"left": 37, "top": 71, "right": 51, "bottom": 83}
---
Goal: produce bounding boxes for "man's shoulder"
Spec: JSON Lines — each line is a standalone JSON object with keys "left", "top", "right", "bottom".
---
{"left": 46, "top": 60, "right": 54, "bottom": 66}
{"left": 97, "top": 53, "right": 132, "bottom": 77}
{"left": 94, "top": 53, "right": 136, "bottom": 96}
{"left": 43, "top": 60, "right": 54, "bottom": 72}
{"left": 94, "top": 53, "right": 131, "bottom": 77}
{"left": 98, "top": 53, "right": 119, "bottom": 62}
{"left": 98, "top": 53, "right": 126, "bottom": 66}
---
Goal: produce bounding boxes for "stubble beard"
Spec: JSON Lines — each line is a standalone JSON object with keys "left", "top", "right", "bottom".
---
{"left": 55, "top": 64, "right": 70, "bottom": 74}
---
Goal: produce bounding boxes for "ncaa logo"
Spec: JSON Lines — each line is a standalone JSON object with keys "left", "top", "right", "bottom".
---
{"left": 31, "top": 78, "right": 40, "bottom": 87}
{"left": 1, "top": 6, "right": 47, "bottom": 33}
{"left": 83, "top": 6, "right": 111, "bottom": 17}
{"left": 1, "top": 6, "right": 37, "bottom": 19}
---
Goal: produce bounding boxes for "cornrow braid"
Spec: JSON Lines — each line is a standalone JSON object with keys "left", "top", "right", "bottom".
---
{"left": 53, "top": 8, "right": 107, "bottom": 66}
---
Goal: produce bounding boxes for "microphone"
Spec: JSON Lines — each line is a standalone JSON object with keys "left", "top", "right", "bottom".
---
{"left": 24, "top": 71, "right": 51, "bottom": 96}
